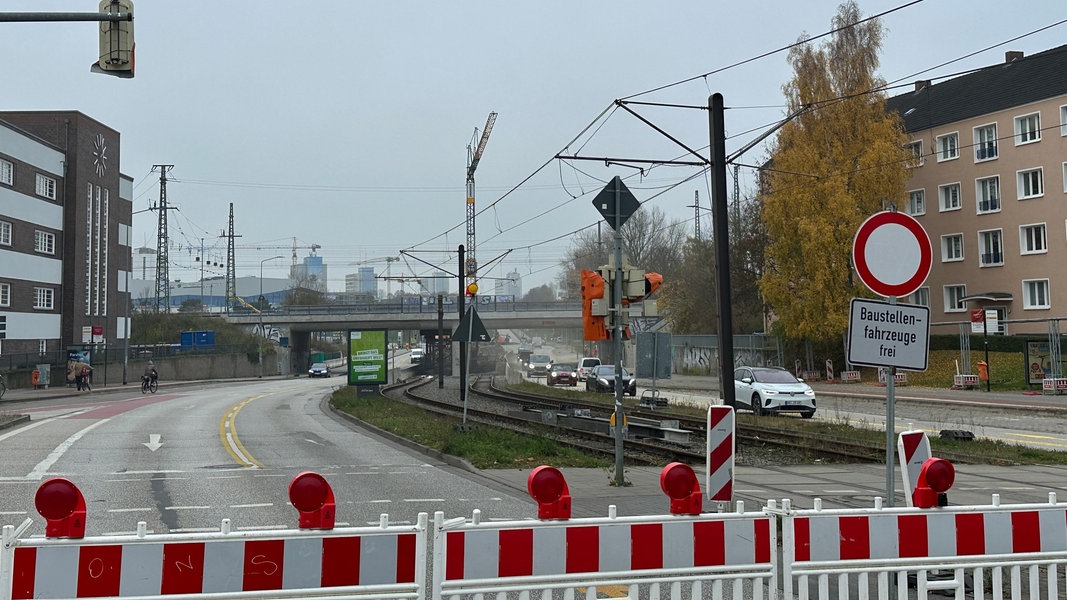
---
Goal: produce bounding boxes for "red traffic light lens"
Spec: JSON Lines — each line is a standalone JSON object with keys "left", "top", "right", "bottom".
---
{"left": 527, "top": 466, "right": 565, "bottom": 503}
{"left": 923, "top": 458, "right": 955, "bottom": 492}
{"left": 660, "top": 462, "right": 698, "bottom": 500}
{"left": 289, "top": 472, "right": 331, "bottom": 512}
{"left": 35, "top": 478, "right": 82, "bottom": 520}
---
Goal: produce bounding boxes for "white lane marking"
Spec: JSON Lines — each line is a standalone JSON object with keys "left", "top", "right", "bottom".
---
{"left": 120, "top": 470, "right": 184, "bottom": 474}
{"left": 0, "top": 511, "right": 28, "bottom": 516}
{"left": 404, "top": 498, "right": 446, "bottom": 503}
{"left": 164, "top": 505, "right": 211, "bottom": 510}
{"left": 206, "top": 475, "right": 243, "bottom": 480}
{"left": 224, "top": 431, "right": 257, "bottom": 467}
{"left": 108, "top": 507, "right": 152, "bottom": 513}
{"left": 230, "top": 503, "right": 273, "bottom": 508}
{"left": 26, "top": 419, "right": 110, "bottom": 480}
{"left": 0, "top": 409, "right": 94, "bottom": 443}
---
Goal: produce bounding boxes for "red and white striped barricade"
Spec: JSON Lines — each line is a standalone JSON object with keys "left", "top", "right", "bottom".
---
{"left": 1, "top": 515, "right": 428, "bottom": 600}
{"left": 898, "top": 429, "right": 932, "bottom": 507}
{"left": 431, "top": 506, "right": 777, "bottom": 600}
{"left": 780, "top": 494, "right": 1067, "bottom": 599}
{"left": 1, "top": 473, "right": 429, "bottom": 600}
{"left": 705, "top": 405, "right": 735, "bottom": 503}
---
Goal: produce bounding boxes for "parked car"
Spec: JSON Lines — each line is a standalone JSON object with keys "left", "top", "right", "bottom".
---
{"left": 733, "top": 366, "right": 816, "bottom": 418}
{"left": 410, "top": 348, "right": 425, "bottom": 363}
{"left": 576, "top": 356, "right": 601, "bottom": 381}
{"left": 585, "top": 364, "right": 637, "bottom": 396}
{"left": 547, "top": 363, "right": 578, "bottom": 386}
{"left": 308, "top": 362, "right": 330, "bottom": 378}
{"left": 527, "top": 354, "right": 553, "bottom": 377}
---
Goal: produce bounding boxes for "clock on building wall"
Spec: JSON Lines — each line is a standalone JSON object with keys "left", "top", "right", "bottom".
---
{"left": 92, "top": 134, "right": 109, "bottom": 177}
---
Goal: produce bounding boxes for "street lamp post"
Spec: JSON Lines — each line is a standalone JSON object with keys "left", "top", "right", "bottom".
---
{"left": 258, "top": 256, "right": 284, "bottom": 378}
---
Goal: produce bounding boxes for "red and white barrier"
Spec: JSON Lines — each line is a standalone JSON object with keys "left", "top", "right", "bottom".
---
{"left": 7, "top": 527, "right": 423, "bottom": 599}
{"left": 781, "top": 495, "right": 1067, "bottom": 599}
{"left": 705, "top": 405, "right": 735, "bottom": 502}
{"left": 897, "top": 429, "right": 931, "bottom": 507}
{"left": 433, "top": 509, "right": 776, "bottom": 600}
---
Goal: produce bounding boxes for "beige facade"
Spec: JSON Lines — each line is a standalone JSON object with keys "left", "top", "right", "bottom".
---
{"left": 890, "top": 50, "right": 1067, "bottom": 335}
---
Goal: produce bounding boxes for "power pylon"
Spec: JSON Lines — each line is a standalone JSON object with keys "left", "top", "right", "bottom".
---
{"left": 152, "top": 164, "right": 174, "bottom": 313}
{"left": 220, "top": 203, "right": 241, "bottom": 313}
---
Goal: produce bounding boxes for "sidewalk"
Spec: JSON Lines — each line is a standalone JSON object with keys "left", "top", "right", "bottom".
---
{"left": 637, "top": 373, "right": 1067, "bottom": 409}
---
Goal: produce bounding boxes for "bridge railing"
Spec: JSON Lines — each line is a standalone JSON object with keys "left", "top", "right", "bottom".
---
{"left": 248, "top": 300, "right": 581, "bottom": 317}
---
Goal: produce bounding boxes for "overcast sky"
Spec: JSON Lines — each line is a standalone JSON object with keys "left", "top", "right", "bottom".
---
{"left": 3, "top": 1, "right": 1066, "bottom": 295}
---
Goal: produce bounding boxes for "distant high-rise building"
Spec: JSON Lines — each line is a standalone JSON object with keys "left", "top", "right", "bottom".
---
{"left": 421, "top": 270, "right": 448, "bottom": 296}
{"left": 504, "top": 270, "right": 522, "bottom": 298}
{"left": 291, "top": 253, "right": 327, "bottom": 292}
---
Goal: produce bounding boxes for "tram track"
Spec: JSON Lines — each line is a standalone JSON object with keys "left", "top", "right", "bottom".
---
{"left": 383, "top": 375, "right": 905, "bottom": 466}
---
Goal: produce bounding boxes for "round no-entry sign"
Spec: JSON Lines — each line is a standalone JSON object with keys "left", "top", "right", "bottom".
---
{"left": 852, "top": 211, "right": 932, "bottom": 298}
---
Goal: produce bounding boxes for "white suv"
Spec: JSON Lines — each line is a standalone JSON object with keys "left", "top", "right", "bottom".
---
{"left": 577, "top": 357, "right": 601, "bottom": 381}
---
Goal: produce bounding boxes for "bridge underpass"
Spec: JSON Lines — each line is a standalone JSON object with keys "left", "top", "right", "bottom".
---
{"left": 223, "top": 300, "right": 583, "bottom": 375}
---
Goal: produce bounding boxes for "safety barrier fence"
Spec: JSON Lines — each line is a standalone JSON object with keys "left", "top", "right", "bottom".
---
{"left": 778, "top": 494, "right": 1067, "bottom": 599}
{"left": 4, "top": 432, "right": 1067, "bottom": 600}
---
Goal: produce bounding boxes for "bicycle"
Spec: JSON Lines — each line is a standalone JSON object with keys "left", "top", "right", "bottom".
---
{"left": 141, "top": 375, "right": 158, "bottom": 394}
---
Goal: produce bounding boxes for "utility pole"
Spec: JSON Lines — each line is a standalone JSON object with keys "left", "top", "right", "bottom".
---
{"left": 220, "top": 203, "right": 241, "bottom": 314}
{"left": 152, "top": 165, "right": 174, "bottom": 313}
{"left": 710, "top": 94, "right": 735, "bottom": 408}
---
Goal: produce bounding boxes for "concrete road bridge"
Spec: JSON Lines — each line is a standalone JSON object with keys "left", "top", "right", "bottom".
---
{"left": 223, "top": 298, "right": 582, "bottom": 372}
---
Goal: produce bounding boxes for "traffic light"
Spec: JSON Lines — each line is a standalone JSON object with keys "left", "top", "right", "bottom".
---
{"left": 92, "top": 0, "right": 135, "bottom": 79}
{"left": 580, "top": 270, "right": 608, "bottom": 341}
{"left": 622, "top": 270, "right": 663, "bottom": 305}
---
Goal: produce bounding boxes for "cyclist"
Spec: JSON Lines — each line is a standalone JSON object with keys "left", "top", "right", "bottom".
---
{"left": 142, "top": 361, "right": 158, "bottom": 391}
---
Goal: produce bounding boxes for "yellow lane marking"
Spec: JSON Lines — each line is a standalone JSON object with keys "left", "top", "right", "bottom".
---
{"left": 219, "top": 394, "right": 270, "bottom": 468}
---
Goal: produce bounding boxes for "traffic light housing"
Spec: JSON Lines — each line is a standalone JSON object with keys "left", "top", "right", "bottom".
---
{"left": 622, "top": 270, "right": 663, "bottom": 305}
{"left": 912, "top": 457, "right": 955, "bottom": 508}
{"left": 92, "top": 0, "right": 135, "bottom": 79}
{"left": 580, "top": 270, "right": 608, "bottom": 341}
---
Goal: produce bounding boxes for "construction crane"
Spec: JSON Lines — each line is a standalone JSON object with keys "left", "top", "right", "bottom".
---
{"left": 465, "top": 111, "right": 497, "bottom": 286}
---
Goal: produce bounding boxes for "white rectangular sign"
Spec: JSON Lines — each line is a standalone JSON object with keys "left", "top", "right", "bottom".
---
{"left": 847, "top": 298, "right": 930, "bottom": 371}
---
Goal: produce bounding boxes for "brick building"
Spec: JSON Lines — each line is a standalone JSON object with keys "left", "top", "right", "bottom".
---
{"left": 0, "top": 111, "right": 133, "bottom": 357}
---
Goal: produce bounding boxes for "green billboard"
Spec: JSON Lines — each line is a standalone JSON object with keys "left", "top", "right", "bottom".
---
{"left": 348, "top": 329, "right": 388, "bottom": 386}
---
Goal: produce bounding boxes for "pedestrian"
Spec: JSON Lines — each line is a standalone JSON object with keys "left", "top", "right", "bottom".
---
{"left": 80, "top": 364, "right": 93, "bottom": 391}
{"left": 74, "top": 365, "right": 84, "bottom": 391}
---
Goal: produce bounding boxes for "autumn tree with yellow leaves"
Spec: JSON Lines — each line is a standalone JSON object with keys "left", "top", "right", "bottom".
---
{"left": 759, "top": 0, "right": 911, "bottom": 344}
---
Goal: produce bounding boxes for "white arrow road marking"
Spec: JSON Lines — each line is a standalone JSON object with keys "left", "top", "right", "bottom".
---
{"left": 143, "top": 433, "right": 164, "bottom": 451}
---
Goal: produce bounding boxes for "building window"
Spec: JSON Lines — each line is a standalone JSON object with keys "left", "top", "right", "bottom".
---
{"left": 0, "top": 282, "right": 9, "bottom": 307}
{"left": 906, "top": 140, "right": 924, "bottom": 167}
{"left": 0, "top": 220, "right": 10, "bottom": 246}
{"left": 39, "top": 340, "right": 47, "bottom": 355}
{"left": 0, "top": 158, "right": 12, "bottom": 186}
{"left": 910, "top": 287, "right": 930, "bottom": 307}
{"left": 34, "top": 230, "right": 56, "bottom": 254}
{"left": 973, "top": 124, "right": 998, "bottom": 161}
{"left": 944, "top": 285, "right": 967, "bottom": 312}
{"left": 1020, "top": 223, "right": 1047, "bottom": 255}
{"left": 907, "top": 189, "right": 925, "bottom": 216}
{"left": 976, "top": 176, "right": 1000, "bottom": 213}
{"left": 978, "top": 229, "right": 1004, "bottom": 267}
{"left": 941, "top": 233, "right": 964, "bottom": 262}
{"left": 1023, "top": 279, "right": 1050, "bottom": 310}
{"left": 1018, "top": 168, "right": 1043, "bottom": 199}
{"left": 1061, "top": 105, "right": 1067, "bottom": 136}
{"left": 936, "top": 132, "right": 959, "bottom": 161}
{"left": 35, "top": 173, "right": 56, "bottom": 200}
{"left": 33, "top": 287, "right": 54, "bottom": 310}
{"left": 938, "top": 183, "right": 961, "bottom": 211}
{"left": 1014, "top": 112, "right": 1041, "bottom": 145}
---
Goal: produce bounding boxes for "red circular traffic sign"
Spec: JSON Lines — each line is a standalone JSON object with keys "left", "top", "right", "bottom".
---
{"left": 852, "top": 211, "right": 932, "bottom": 298}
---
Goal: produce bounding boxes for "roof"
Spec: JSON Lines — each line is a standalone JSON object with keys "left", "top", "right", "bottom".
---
{"left": 886, "top": 45, "right": 1067, "bottom": 133}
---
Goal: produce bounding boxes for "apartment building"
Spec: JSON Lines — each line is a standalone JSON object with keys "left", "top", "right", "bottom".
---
{"left": 0, "top": 111, "right": 133, "bottom": 356}
{"left": 886, "top": 46, "right": 1067, "bottom": 335}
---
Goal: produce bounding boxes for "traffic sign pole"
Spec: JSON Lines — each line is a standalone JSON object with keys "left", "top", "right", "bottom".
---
{"left": 850, "top": 211, "right": 933, "bottom": 509}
